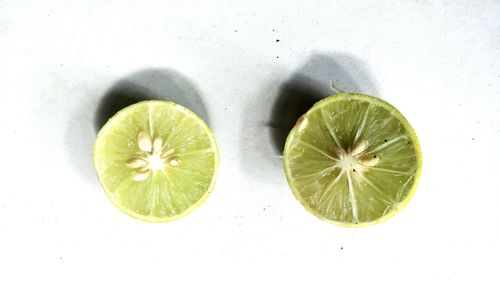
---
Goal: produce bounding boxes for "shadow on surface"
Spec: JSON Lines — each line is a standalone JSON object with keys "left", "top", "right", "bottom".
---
{"left": 269, "top": 53, "right": 380, "bottom": 153}
{"left": 66, "top": 68, "right": 208, "bottom": 184}
{"left": 238, "top": 52, "right": 379, "bottom": 184}
{"left": 268, "top": 75, "right": 329, "bottom": 153}
{"left": 94, "top": 68, "right": 209, "bottom": 132}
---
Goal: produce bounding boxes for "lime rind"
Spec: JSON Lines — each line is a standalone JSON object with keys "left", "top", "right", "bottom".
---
{"left": 94, "top": 100, "right": 219, "bottom": 223}
{"left": 283, "top": 93, "right": 422, "bottom": 227}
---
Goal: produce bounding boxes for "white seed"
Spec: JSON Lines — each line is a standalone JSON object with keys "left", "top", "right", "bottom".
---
{"left": 358, "top": 155, "right": 379, "bottom": 167}
{"left": 160, "top": 148, "right": 175, "bottom": 160}
{"left": 138, "top": 131, "right": 152, "bottom": 152}
{"left": 168, "top": 156, "right": 181, "bottom": 167}
{"left": 153, "top": 137, "right": 163, "bottom": 154}
{"left": 126, "top": 158, "right": 147, "bottom": 169}
{"left": 137, "top": 165, "right": 151, "bottom": 173}
{"left": 295, "top": 115, "right": 308, "bottom": 131}
{"left": 350, "top": 140, "right": 368, "bottom": 156}
{"left": 132, "top": 170, "right": 150, "bottom": 181}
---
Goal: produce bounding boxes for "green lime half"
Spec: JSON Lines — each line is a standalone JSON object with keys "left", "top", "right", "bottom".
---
{"left": 93, "top": 101, "right": 219, "bottom": 222}
{"left": 283, "top": 93, "right": 422, "bottom": 227}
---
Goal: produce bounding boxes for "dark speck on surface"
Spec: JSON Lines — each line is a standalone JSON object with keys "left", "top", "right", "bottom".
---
{"left": 276, "top": 39, "right": 280, "bottom": 42}
{"left": 472, "top": 137, "right": 475, "bottom": 141}
{"left": 340, "top": 247, "right": 343, "bottom": 250}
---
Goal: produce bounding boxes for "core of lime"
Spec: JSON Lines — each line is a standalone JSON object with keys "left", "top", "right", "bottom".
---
{"left": 283, "top": 92, "right": 422, "bottom": 227}
{"left": 93, "top": 101, "right": 219, "bottom": 222}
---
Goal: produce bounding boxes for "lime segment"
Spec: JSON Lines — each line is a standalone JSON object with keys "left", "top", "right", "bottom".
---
{"left": 283, "top": 93, "right": 421, "bottom": 227}
{"left": 94, "top": 101, "right": 219, "bottom": 222}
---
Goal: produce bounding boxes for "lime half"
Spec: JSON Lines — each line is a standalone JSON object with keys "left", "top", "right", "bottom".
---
{"left": 283, "top": 93, "right": 422, "bottom": 227}
{"left": 94, "top": 101, "right": 219, "bottom": 222}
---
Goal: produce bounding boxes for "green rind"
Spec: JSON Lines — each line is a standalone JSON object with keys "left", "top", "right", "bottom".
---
{"left": 283, "top": 93, "right": 422, "bottom": 227}
{"left": 93, "top": 100, "right": 220, "bottom": 223}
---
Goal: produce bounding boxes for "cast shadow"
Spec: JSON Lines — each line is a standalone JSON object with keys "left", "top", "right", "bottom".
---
{"left": 238, "top": 52, "right": 379, "bottom": 184}
{"left": 269, "top": 53, "right": 380, "bottom": 153}
{"left": 66, "top": 68, "right": 208, "bottom": 184}
{"left": 94, "top": 68, "right": 210, "bottom": 132}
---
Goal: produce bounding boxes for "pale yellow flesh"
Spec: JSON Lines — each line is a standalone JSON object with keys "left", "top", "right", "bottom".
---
{"left": 93, "top": 101, "right": 219, "bottom": 222}
{"left": 283, "top": 93, "right": 422, "bottom": 227}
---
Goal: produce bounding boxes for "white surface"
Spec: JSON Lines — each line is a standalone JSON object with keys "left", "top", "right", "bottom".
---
{"left": 1, "top": 1, "right": 499, "bottom": 280}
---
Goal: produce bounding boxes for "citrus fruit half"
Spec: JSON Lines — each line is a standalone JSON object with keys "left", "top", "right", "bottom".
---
{"left": 93, "top": 101, "right": 219, "bottom": 222}
{"left": 283, "top": 93, "right": 422, "bottom": 227}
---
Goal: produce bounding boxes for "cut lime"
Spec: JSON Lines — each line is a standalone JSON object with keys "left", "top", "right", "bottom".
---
{"left": 93, "top": 101, "right": 219, "bottom": 222}
{"left": 283, "top": 92, "right": 422, "bottom": 227}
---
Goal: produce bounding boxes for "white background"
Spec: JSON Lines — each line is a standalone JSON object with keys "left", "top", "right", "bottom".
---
{"left": 1, "top": 1, "right": 499, "bottom": 280}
